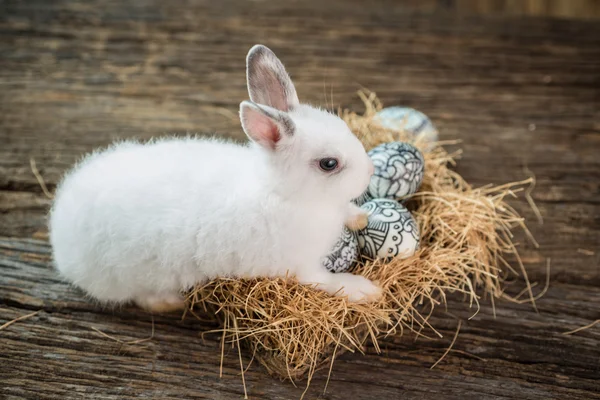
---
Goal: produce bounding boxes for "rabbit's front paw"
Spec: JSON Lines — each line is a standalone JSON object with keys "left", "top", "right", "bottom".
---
{"left": 345, "top": 212, "right": 368, "bottom": 231}
{"left": 345, "top": 203, "right": 369, "bottom": 231}
{"left": 135, "top": 292, "right": 186, "bottom": 313}
{"left": 332, "top": 273, "right": 382, "bottom": 303}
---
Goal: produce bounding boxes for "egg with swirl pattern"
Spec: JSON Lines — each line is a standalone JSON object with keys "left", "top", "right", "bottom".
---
{"left": 367, "top": 142, "right": 424, "bottom": 201}
{"left": 358, "top": 199, "right": 419, "bottom": 259}
{"left": 322, "top": 227, "right": 359, "bottom": 273}
{"left": 375, "top": 106, "right": 438, "bottom": 148}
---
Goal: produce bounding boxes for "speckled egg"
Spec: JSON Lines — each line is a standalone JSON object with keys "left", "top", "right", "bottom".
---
{"left": 322, "top": 227, "right": 359, "bottom": 273}
{"left": 375, "top": 106, "right": 438, "bottom": 146}
{"left": 358, "top": 199, "right": 420, "bottom": 259}
{"left": 367, "top": 142, "right": 425, "bottom": 200}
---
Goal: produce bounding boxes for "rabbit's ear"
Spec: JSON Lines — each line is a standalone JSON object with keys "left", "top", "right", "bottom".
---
{"left": 246, "top": 45, "right": 299, "bottom": 112}
{"left": 240, "top": 101, "right": 295, "bottom": 150}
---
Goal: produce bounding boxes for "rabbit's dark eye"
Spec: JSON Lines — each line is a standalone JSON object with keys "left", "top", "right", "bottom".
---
{"left": 319, "top": 158, "right": 339, "bottom": 172}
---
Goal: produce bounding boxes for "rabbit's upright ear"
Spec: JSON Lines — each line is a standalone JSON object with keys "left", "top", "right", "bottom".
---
{"left": 246, "top": 45, "right": 299, "bottom": 112}
{"left": 240, "top": 101, "right": 295, "bottom": 150}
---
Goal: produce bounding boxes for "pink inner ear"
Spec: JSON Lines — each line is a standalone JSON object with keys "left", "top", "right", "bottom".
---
{"left": 244, "top": 107, "right": 281, "bottom": 149}
{"left": 254, "top": 67, "right": 289, "bottom": 111}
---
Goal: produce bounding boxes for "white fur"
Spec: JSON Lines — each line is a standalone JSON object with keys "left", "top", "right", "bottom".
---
{"left": 49, "top": 45, "right": 381, "bottom": 309}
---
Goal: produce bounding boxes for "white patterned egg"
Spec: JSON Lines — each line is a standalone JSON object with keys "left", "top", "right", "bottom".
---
{"left": 375, "top": 106, "right": 438, "bottom": 147}
{"left": 358, "top": 199, "right": 419, "bottom": 259}
{"left": 353, "top": 190, "right": 372, "bottom": 206}
{"left": 368, "top": 142, "right": 425, "bottom": 200}
{"left": 322, "top": 227, "right": 359, "bottom": 273}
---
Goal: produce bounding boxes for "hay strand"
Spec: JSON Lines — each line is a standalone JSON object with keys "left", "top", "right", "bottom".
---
{"left": 29, "top": 158, "right": 54, "bottom": 199}
{"left": 431, "top": 320, "right": 462, "bottom": 369}
{"left": 91, "top": 326, "right": 125, "bottom": 343}
{"left": 233, "top": 317, "right": 249, "bottom": 400}
{"left": 523, "top": 165, "right": 543, "bottom": 225}
{"left": 186, "top": 92, "right": 537, "bottom": 388}
{"left": 0, "top": 310, "right": 40, "bottom": 331}
{"left": 91, "top": 316, "right": 155, "bottom": 345}
{"left": 563, "top": 320, "right": 600, "bottom": 336}
{"left": 577, "top": 248, "right": 595, "bottom": 256}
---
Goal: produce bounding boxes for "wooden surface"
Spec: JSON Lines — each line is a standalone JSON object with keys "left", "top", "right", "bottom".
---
{"left": 1, "top": 1, "right": 599, "bottom": 399}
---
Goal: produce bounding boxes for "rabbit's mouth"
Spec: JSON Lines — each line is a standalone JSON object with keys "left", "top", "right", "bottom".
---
{"left": 352, "top": 175, "right": 372, "bottom": 201}
{"left": 360, "top": 159, "right": 375, "bottom": 193}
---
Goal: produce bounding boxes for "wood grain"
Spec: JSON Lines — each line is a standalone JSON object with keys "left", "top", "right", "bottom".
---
{"left": 1, "top": 237, "right": 599, "bottom": 400}
{"left": 1, "top": 0, "right": 599, "bottom": 398}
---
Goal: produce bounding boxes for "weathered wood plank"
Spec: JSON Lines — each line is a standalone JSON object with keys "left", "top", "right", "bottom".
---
{"left": 1, "top": 237, "right": 599, "bottom": 400}
{"left": 1, "top": 0, "right": 599, "bottom": 398}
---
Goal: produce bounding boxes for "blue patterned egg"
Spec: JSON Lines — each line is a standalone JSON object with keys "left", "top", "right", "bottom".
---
{"left": 322, "top": 227, "right": 359, "bottom": 273}
{"left": 368, "top": 142, "right": 424, "bottom": 200}
{"left": 375, "top": 106, "right": 438, "bottom": 145}
{"left": 358, "top": 199, "right": 419, "bottom": 259}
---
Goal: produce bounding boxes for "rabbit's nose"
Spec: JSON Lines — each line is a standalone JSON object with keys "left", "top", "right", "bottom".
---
{"left": 368, "top": 159, "right": 374, "bottom": 175}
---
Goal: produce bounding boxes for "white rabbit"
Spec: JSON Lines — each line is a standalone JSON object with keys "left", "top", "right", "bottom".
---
{"left": 49, "top": 45, "right": 381, "bottom": 312}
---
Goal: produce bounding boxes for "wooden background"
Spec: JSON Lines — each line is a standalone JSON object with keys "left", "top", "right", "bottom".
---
{"left": 1, "top": 0, "right": 599, "bottom": 399}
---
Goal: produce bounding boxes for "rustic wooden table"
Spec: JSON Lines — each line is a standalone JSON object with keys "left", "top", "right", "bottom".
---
{"left": 1, "top": 1, "right": 599, "bottom": 399}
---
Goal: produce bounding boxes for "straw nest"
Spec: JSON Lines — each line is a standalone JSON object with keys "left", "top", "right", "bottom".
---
{"left": 185, "top": 92, "right": 536, "bottom": 390}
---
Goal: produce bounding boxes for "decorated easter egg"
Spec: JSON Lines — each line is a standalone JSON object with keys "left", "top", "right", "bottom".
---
{"left": 368, "top": 142, "right": 425, "bottom": 200}
{"left": 358, "top": 199, "right": 419, "bottom": 259}
{"left": 322, "top": 227, "right": 359, "bottom": 273}
{"left": 353, "top": 190, "right": 372, "bottom": 206}
{"left": 375, "top": 106, "right": 438, "bottom": 145}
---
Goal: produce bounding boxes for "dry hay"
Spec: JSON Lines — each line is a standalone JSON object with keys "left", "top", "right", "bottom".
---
{"left": 185, "top": 91, "right": 538, "bottom": 391}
